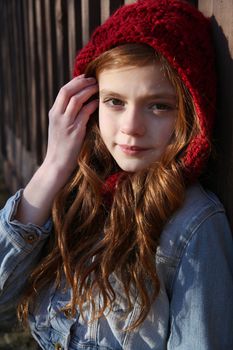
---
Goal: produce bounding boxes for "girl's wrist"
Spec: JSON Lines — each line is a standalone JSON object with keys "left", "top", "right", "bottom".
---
{"left": 40, "top": 158, "right": 75, "bottom": 187}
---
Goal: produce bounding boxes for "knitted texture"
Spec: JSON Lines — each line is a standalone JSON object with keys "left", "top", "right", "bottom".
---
{"left": 73, "top": 0, "right": 216, "bottom": 180}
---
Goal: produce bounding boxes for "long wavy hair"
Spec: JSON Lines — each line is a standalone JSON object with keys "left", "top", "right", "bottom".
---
{"left": 19, "top": 44, "right": 199, "bottom": 329}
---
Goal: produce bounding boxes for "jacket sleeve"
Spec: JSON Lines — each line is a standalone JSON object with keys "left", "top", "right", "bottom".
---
{"left": 167, "top": 211, "right": 233, "bottom": 350}
{"left": 0, "top": 190, "right": 52, "bottom": 328}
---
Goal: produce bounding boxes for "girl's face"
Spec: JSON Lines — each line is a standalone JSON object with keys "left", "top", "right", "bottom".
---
{"left": 98, "top": 63, "right": 178, "bottom": 172}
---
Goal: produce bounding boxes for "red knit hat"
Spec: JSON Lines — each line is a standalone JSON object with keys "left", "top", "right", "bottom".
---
{"left": 73, "top": 0, "right": 216, "bottom": 179}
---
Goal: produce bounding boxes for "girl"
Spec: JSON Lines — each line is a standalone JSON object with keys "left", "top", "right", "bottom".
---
{"left": 1, "top": 0, "right": 233, "bottom": 349}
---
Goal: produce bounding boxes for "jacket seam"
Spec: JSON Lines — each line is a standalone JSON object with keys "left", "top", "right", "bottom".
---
{"left": 169, "top": 208, "right": 225, "bottom": 295}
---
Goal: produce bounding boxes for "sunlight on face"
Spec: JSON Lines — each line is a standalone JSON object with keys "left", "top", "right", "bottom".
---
{"left": 98, "top": 64, "right": 177, "bottom": 172}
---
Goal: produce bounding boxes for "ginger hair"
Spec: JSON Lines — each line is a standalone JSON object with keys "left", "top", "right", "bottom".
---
{"left": 18, "top": 44, "right": 199, "bottom": 329}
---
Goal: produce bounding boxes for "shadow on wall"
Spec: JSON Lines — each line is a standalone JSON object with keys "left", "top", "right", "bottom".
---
{"left": 203, "top": 16, "right": 233, "bottom": 230}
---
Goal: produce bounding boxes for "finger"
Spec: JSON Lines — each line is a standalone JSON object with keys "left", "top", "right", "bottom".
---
{"left": 74, "top": 99, "right": 99, "bottom": 132}
{"left": 52, "top": 76, "right": 97, "bottom": 114}
{"left": 64, "top": 84, "right": 99, "bottom": 122}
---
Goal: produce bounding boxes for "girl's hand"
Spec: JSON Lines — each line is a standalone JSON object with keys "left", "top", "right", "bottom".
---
{"left": 14, "top": 76, "right": 98, "bottom": 227}
{"left": 43, "top": 75, "right": 99, "bottom": 177}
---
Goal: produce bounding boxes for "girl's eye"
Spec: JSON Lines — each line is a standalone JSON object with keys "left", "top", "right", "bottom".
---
{"left": 103, "top": 98, "right": 124, "bottom": 107}
{"left": 149, "top": 103, "right": 173, "bottom": 111}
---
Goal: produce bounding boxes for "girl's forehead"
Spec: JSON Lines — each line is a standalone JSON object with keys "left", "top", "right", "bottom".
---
{"left": 98, "top": 61, "right": 165, "bottom": 75}
{"left": 99, "top": 63, "right": 168, "bottom": 81}
{"left": 98, "top": 64, "right": 176, "bottom": 95}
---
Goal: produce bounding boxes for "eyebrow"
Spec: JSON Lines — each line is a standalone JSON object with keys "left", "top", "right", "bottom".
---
{"left": 99, "top": 89, "right": 177, "bottom": 100}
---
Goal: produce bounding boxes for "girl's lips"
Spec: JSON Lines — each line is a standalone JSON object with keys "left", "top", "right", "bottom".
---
{"left": 118, "top": 144, "right": 149, "bottom": 155}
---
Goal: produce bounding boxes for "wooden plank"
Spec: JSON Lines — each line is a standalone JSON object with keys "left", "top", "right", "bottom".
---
{"left": 13, "top": 0, "right": 24, "bottom": 180}
{"left": 0, "top": 1, "right": 7, "bottom": 158}
{"left": 198, "top": 0, "right": 214, "bottom": 17}
{"left": 81, "top": 0, "right": 90, "bottom": 46}
{"left": 187, "top": 0, "right": 197, "bottom": 6}
{"left": 110, "top": 0, "right": 124, "bottom": 14}
{"left": 44, "top": 0, "right": 58, "bottom": 105}
{"left": 124, "top": 0, "right": 135, "bottom": 4}
{"left": 20, "top": 0, "right": 31, "bottom": 152}
{"left": 89, "top": 0, "right": 101, "bottom": 36}
{"left": 55, "top": 0, "right": 64, "bottom": 86}
{"left": 4, "top": 1, "right": 17, "bottom": 170}
{"left": 4, "top": 126, "right": 38, "bottom": 192}
{"left": 14, "top": 0, "right": 23, "bottom": 141}
{"left": 16, "top": 0, "right": 31, "bottom": 152}
{"left": 27, "top": 0, "right": 42, "bottom": 165}
{"left": 101, "top": 0, "right": 110, "bottom": 23}
{"left": 10, "top": 1, "right": 18, "bottom": 137}
{"left": 35, "top": 0, "right": 48, "bottom": 161}
{"left": 68, "top": 0, "right": 77, "bottom": 77}
{"left": 73, "top": 0, "right": 83, "bottom": 52}
{"left": 199, "top": 0, "right": 233, "bottom": 228}
{"left": 68, "top": 0, "right": 83, "bottom": 78}
{"left": 55, "top": 0, "right": 69, "bottom": 86}
{"left": 7, "top": 1, "right": 16, "bottom": 133}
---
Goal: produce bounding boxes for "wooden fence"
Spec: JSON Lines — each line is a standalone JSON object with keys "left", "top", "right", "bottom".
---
{"left": 1, "top": 0, "right": 233, "bottom": 228}
{"left": 0, "top": 0, "right": 137, "bottom": 191}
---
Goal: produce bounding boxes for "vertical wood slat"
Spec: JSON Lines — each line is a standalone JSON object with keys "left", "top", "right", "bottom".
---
{"left": 0, "top": 1, "right": 7, "bottom": 158}
{"left": 44, "top": 0, "right": 58, "bottom": 106}
{"left": 101, "top": 0, "right": 110, "bottom": 23}
{"left": 33, "top": 0, "right": 42, "bottom": 166}
{"left": 81, "top": 0, "right": 89, "bottom": 46}
{"left": 68, "top": 0, "right": 78, "bottom": 77}
{"left": 68, "top": 0, "right": 82, "bottom": 77}
{"left": 35, "top": 0, "right": 48, "bottom": 161}
{"left": 110, "top": 0, "right": 124, "bottom": 14}
{"left": 5, "top": 1, "right": 16, "bottom": 168}
{"left": 73, "top": 0, "right": 83, "bottom": 53}
{"left": 55, "top": 0, "right": 69, "bottom": 87}
{"left": 13, "top": 1, "right": 23, "bottom": 183}
{"left": 27, "top": 0, "right": 36, "bottom": 161}
{"left": 89, "top": 0, "right": 101, "bottom": 37}
{"left": 124, "top": 0, "right": 135, "bottom": 4}
{"left": 19, "top": 0, "right": 31, "bottom": 152}
{"left": 7, "top": 1, "right": 15, "bottom": 133}
{"left": 188, "top": 0, "right": 198, "bottom": 6}
{"left": 22, "top": 0, "right": 33, "bottom": 153}
{"left": 199, "top": 0, "right": 233, "bottom": 228}
{"left": 14, "top": 1, "right": 23, "bottom": 141}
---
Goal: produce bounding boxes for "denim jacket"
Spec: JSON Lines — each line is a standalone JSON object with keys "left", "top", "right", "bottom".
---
{"left": 0, "top": 183, "right": 233, "bottom": 349}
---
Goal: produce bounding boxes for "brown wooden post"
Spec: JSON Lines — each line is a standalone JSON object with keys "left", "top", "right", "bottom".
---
{"left": 67, "top": 0, "right": 84, "bottom": 80}
{"left": 89, "top": 0, "right": 101, "bottom": 37}
{"left": 199, "top": 0, "right": 233, "bottom": 229}
{"left": 44, "top": 0, "right": 58, "bottom": 109}
{"left": 68, "top": 1, "right": 78, "bottom": 77}
{"left": 81, "top": 0, "right": 90, "bottom": 46}
{"left": 101, "top": 0, "right": 110, "bottom": 22}
{"left": 35, "top": 0, "right": 48, "bottom": 161}
{"left": 55, "top": 0, "right": 69, "bottom": 87}
{"left": 20, "top": 0, "right": 31, "bottom": 153}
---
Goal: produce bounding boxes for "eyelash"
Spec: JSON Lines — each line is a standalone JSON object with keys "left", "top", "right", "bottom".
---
{"left": 149, "top": 103, "right": 174, "bottom": 111}
{"left": 103, "top": 98, "right": 124, "bottom": 107}
{"left": 102, "top": 98, "right": 175, "bottom": 112}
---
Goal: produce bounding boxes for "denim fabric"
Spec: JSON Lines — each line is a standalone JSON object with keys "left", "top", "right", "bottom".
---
{"left": 0, "top": 184, "right": 233, "bottom": 349}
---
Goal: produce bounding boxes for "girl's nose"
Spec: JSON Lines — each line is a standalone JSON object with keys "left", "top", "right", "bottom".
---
{"left": 120, "top": 107, "right": 146, "bottom": 136}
